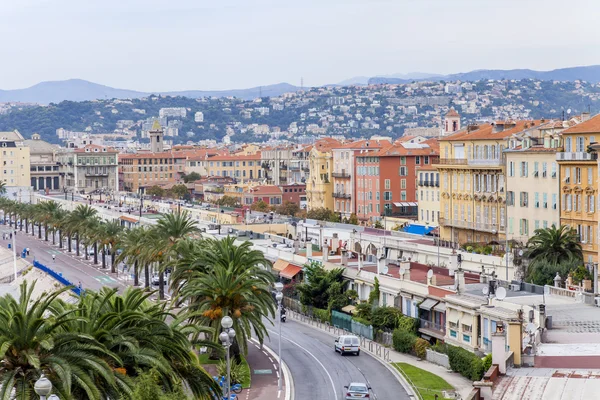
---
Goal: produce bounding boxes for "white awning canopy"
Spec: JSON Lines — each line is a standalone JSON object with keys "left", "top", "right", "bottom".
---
{"left": 419, "top": 298, "right": 438, "bottom": 311}
{"left": 393, "top": 202, "right": 418, "bottom": 207}
{"left": 433, "top": 302, "right": 447, "bottom": 313}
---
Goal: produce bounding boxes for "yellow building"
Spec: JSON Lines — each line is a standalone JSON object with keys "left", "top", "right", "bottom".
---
{"left": 306, "top": 138, "right": 341, "bottom": 211}
{"left": 205, "top": 153, "right": 263, "bottom": 181}
{"left": 558, "top": 114, "right": 599, "bottom": 264}
{"left": 417, "top": 166, "right": 440, "bottom": 226}
{"left": 0, "top": 130, "right": 31, "bottom": 188}
{"left": 436, "top": 119, "right": 535, "bottom": 246}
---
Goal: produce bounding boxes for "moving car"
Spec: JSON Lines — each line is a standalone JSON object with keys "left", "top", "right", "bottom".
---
{"left": 151, "top": 275, "right": 160, "bottom": 286}
{"left": 344, "top": 382, "right": 371, "bottom": 399}
{"left": 334, "top": 335, "right": 360, "bottom": 356}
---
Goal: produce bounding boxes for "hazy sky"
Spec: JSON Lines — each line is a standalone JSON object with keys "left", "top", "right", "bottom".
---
{"left": 1, "top": 0, "right": 599, "bottom": 91}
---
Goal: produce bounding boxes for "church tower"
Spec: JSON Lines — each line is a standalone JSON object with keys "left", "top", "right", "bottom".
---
{"left": 444, "top": 108, "right": 461, "bottom": 135}
{"left": 149, "top": 120, "right": 164, "bottom": 153}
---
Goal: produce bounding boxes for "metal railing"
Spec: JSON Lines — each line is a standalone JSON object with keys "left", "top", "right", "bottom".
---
{"left": 438, "top": 217, "right": 505, "bottom": 233}
{"left": 418, "top": 318, "right": 446, "bottom": 335}
{"left": 437, "top": 158, "right": 468, "bottom": 165}
{"left": 468, "top": 158, "right": 503, "bottom": 166}
{"left": 332, "top": 172, "right": 351, "bottom": 178}
{"left": 332, "top": 192, "right": 351, "bottom": 199}
{"left": 556, "top": 152, "right": 598, "bottom": 161}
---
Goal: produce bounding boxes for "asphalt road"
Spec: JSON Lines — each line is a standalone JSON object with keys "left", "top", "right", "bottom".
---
{"left": 264, "top": 318, "right": 409, "bottom": 400}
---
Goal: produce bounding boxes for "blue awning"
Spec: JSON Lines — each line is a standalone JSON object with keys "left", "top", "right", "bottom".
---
{"left": 402, "top": 224, "right": 436, "bottom": 236}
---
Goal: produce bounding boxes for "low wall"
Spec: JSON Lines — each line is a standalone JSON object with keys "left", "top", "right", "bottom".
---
{"left": 425, "top": 349, "right": 450, "bottom": 369}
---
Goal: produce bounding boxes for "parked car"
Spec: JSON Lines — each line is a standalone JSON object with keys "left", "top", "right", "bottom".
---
{"left": 151, "top": 275, "right": 160, "bottom": 286}
{"left": 334, "top": 335, "right": 360, "bottom": 356}
{"left": 344, "top": 382, "right": 371, "bottom": 399}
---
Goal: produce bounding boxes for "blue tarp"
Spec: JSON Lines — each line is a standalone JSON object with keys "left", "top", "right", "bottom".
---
{"left": 402, "top": 224, "right": 435, "bottom": 236}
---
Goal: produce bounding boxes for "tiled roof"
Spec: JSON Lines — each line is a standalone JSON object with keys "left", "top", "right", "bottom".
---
{"left": 335, "top": 139, "right": 390, "bottom": 150}
{"left": 375, "top": 143, "right": 439, "bottom": 157}
{"left": 246, "top": 185, "right": 282, "bottom": 195}
{"left": 74, "top": 144, "right": 117, "bottom": 153}
{"left": 446, "top": 109, "right": 460, "bottom": 117}
{"left": 561, "top": 114, "right": 600, "bottom": 134}
{"left": 313, "top": 138, "right": 342, "bottom": 152}
{"left": 440, "top": 120, "right": 543, "bottom": 142}
{"left": 209, "top": 153, "right": 262, "bottom": 161}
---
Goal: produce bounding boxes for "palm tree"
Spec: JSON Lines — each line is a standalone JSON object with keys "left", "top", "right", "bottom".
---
{"left": 97, "top": 219, "right": 124, "bottom": 272}
{"left": 0, "top": 181, "right": 6, "bottom": 194}
{"left": 116, "top": 226, "right": 148, "bottom": 287}
{"left": 67, "top": 204, "right": 98, "bottom": 257}
{"left": 180, "top": 236, "right": 275, "bottom": 356}
{"left": 145, "top": 211, "right": 199, "bottom": 299}
{"left": 525, "top": 224, "right": 583, "bottom": 285}
{"left": 52, "top": 287, "right": 221, "bottom": 399}
{"left": 36, "top": 201, "right": 61, "bottom": 241}
{"left": 0, "top": 281, "right": 122, "bottom": 400}
{"left": 50, "top": 207, "right": 68, "bottom": 247}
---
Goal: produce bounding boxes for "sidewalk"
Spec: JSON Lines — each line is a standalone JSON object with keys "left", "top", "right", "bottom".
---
{"left": 288, "top": 310, "right": 473, "bottom": 399}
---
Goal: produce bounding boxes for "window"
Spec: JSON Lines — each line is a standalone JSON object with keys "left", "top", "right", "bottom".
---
{"left": 552, "top": 193, "right": 558, "bottom": 210}
{"left": 576, "top": 167, "right": 582, "bottom": 184}
{"left": 565, "top": 137, "right": 572, "bottom": 152}
{"left": 508, "top": 161, "right": 514, "bottom": 177}
{"left": 519, "top": 192, "right": 528, "bottom": 207}
{"left": 520, "top": 162, "right": 528, "bottom": 177}
{"left": 589, "top": 168, "right": 593, "bottom": 185}
{"left": 543, "top": 193, "right": 548, "bottom": 208}
{"left": 401, "top": 191, "right": 406, "bottom": 200}
{"left": 385, "top": 179, "right": 390, "bottom": 189}
{"left": 384, "top": 191, "right": 392, "bottom": 201}
{"left": 576, "top": 136, "right": 585, "bottom": 152}
{"left": 519, "top": 218, "right": 529, "bottom": 235}
{"left": 534, "top": 192, "right": 539, "bottom": 208}
{"left": 588, "top": 195, "right": 595, "bottom": 213}
{"left": 444, "top": 173, "right": 449, "bottom": 190}
{"left": 542, "top": 162, "right": 548, "bottom": 177}
{"left": 565, "top": 167, "right": 571, "bottom": 183}
{"left": 399, "top": 166, "right": 407, "bottom": 176}
{"left": 534, "top": 162, "right": 539, "bottom": 176}
{"left": 415, "top": 156, "right": 420, "bottom": 165}
{"left": 401, "top": 179, "right": 406, "bottom": 189}
{"left": 507, "top": 191, "right": 515, "bottom": 206}
{"left": 552, "top": 162, "right": 557, "bottom": 178}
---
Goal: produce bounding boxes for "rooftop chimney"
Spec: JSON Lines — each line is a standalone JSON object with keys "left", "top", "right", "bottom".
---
{"left": 454, "top": 268, "right": 466, "bottom": 294}
{"left": 582, "top": 112, "right": 591, "bottom": 122}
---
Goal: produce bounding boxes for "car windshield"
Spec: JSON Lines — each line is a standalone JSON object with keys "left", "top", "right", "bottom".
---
{"left": 352, "top": 338, "right": 359, "bottom": 345}
{"left": 349, "top": 385, "right": 367, "bottom": 393}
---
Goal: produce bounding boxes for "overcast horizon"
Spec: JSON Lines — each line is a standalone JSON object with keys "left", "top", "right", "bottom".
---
{"left": 2, "top": 0, "right": 600, "bottom": 92}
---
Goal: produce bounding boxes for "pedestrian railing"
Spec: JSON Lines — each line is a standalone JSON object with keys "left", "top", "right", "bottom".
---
{"left": 33, "top": 260, "right": 84, "bottom": 296}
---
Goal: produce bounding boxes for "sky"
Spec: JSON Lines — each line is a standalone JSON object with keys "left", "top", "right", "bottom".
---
{"left": 1, "top": 0, "right": 599, "bottom": 92}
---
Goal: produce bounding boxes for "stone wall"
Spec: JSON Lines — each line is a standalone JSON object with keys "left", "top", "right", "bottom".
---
{"left": 425, "top": 348, "right": 450, "bottom": 369}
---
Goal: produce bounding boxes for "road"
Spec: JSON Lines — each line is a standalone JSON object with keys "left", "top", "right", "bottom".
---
{"left": 1, "top": 224, "right": 129, "bottom": 292}
{"left": 264, "top": 318, "right": 409, "bottom": 400}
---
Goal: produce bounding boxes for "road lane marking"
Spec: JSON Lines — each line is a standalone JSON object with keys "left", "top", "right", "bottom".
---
{"left": 267, "top": 328, "right": 337, "bottom": 400}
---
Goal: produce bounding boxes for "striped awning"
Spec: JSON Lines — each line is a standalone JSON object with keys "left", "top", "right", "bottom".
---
{"left": 272, "top": 259, "right": 289, "bottom": 272}
{"left": 393, "top": 202, "right": 418, "bottom": 207}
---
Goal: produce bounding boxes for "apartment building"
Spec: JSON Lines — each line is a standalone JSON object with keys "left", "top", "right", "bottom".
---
{"left": 119, "top": 152, "right": 187, "bottom": 193}
{"left": 417, "top": 166, "right": 440, "bottom": 226}
{"left": 436, "top": 118, "right": 538, "bottom": 246}
{"left": 332, "top": 139, "right": 390, "bottom": 220}
{"left": 306, "top": 138, "right": 341, "bottom": 211}
{"left": 288, "top": 145, "right": 311, "bottom": 184}
{"left": 558, "top": 113, "right": 599, "bottom": 264}
{"left": 355, "top": 140, "right": 439, "bottom": 223}
{"left": 61, "top": 144, "right": 119, "bottom": 194}
{"left": 205, "top": 153, "right": 263, "bottom": 181}
{"left": 242, "top": 185, "right": 282, "bottom": 206}
{"left": 0, "top": 130, "right": 30, "bottom": 188}
{"left": 504, "top": 120, "right": 567, "bottom": 243}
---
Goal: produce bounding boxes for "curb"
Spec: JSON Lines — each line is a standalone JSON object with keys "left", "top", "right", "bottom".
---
{"left": 289, "top": 312, "right": 419, "bottom": 399}
{"left": 250, "top": 338, "right": 294, "bottom": 400}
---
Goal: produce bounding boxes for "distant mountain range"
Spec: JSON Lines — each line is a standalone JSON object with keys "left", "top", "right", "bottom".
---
{"left": 0, "top": 79, "right": 301, "bottom": 105}
{"left": 367, "top": 65, "right": 600, "bottom": 85}
{"left": 4, "top": 65, "right": 600, "bottom": 104}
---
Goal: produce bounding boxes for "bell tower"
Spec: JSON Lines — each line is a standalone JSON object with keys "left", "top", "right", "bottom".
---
{"left": 444, "top": 108, "right": 461, "bottom": 135}
{"left": 149, "top": 120, "right": 164, "bottom": 153}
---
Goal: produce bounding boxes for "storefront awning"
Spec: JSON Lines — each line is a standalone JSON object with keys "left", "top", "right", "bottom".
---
{"left": 433, "top": 302, "right": 447, "bottom": 313}
{"left": 419, "top": 298, "right": 438, "bottom": 311}
{"left": 120, "top": 215, "right": 139, "bottom": 223}
{"left": 280, "top": 264, "right": 303, "bottom": 279}
{"left": 448, "top": 309, "right": 459, "bottom": 323}
{"left": 393, "top": 202, "right": 418, "bottom": 207}
{"left": 272, "top": 259, "right": 289, "bottom": 272}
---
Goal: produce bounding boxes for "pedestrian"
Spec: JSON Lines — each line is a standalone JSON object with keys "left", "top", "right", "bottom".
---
{"left": 52, "top": 254, "right": 56, "bottom": 262}
{"left": 9, "top": 233, "right": 12, "bottom": 240}
{"left": 26, "top": 248, "right": 29, "bottom": 256}
{"left": 78, "top": 281, "right": 82, "bottom": 291}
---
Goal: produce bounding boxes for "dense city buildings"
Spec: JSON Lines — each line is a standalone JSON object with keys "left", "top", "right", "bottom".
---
{"left": 306, "top": 138, "right": 341, "bottom": 211}
{"left": 0, "top": 130, "right": 31, "bottom": 189}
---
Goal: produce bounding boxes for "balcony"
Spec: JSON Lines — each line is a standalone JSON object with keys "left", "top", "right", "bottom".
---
{"left": 302, "top": 167, "right": 310, "bottom": 172}
{"left": 332, "top": 172, "right": 351, "bottom": 178}
{"left": 468, "top": 158, "right": 503, "bottom": 167}
{"left": 85, "top": 172, "right": 109, "bottom": 177}
{"left": 437, "top": 158, "right": 468, "bottom": 165}
{"left": 418, "top": 318, "right": 446, "bottom": 337}
{"left": 280, "top": 164, "right": 288, "bottom": 170}
{"left": 439, "top": 217, "right": 505, "bottom": 233}
{"left": 333, "top": 192, "right": 351, "bottom": 199}
{"left": 289, "top": 165, "right": 300, "bottom": 170}
{"left": 419, "top": 180, "right": 440, "bottom": 187}
{"left": 556, "top": 152, "right": 598, "bottom": 161}
{"left": 261, "top": 162, "right": 272, "bottom": 170}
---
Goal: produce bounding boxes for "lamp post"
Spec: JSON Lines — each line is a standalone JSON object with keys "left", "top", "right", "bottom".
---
{"left": 219, "top": 316, "right": 236, "bottom": 400}
{"left": 34, "top": 374, "right": 52, "bottom": 400}
{"left": 274, "top": 281, "right": 284, "bottom": 392}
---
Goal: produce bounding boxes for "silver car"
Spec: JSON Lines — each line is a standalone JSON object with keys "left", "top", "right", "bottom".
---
{"left": 344, "top": 382, "right": 371, "bottom": 399}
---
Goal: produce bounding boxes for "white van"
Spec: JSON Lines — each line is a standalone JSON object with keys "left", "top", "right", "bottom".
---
{"left": 334, "top": 335, "right": 360, "bottom": 356}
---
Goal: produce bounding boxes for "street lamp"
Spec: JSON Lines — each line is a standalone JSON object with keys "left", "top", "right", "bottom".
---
{"left": 34, "top": 374, "right": 52, "bottom": 400}
{"left": 274, "top": 281, "right": 284, "bottom": 392}
{"left": 220, "top": 315, "right": 236, "bottom": 400}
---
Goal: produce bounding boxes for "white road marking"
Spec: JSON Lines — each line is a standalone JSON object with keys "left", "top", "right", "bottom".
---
{"left": 267, "top": 328, "right": 337, "bottom": 400}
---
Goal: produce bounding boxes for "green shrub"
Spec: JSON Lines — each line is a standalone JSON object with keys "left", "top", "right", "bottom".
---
{"left": 483, "top": 353, "right": 493, "bottom": 373}
{"left": 217, "top": 358, "right": 250, "bottom": 385}
{"left": 312, "top": 307, "right": 330, "bottom": 323}
{"left": 482, "top": 245, "right": 493, "bottom": 255}
{"left": 371, "top": 307, "right": 403, "bottom": 331}
{"left": 354, "top": 302, "right": 373, "bottom": 320}
{"left": 352, "top": 316, "right": 372, "bottom": 326}
{"left": 431, "top": 342, "right": 448, "bottom": 354}
{"left": 446, "top": 345, "right": 485, "bottom": 381}
{"left": 397, "top": 315, "right": 419, "bottom": 334}
{"left": 414, "top": 338, "right": 430, "bottom": 359}
{"left": 392, "top": 329, "right": 417, "bottom": 354}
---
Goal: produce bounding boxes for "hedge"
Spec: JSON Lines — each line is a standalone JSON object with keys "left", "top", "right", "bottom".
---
{"left": 312, "top": 307, "right": 330, "bottom": 323}
{"left": 352, "top": 316, "right": 372, "bottom": 326}
{"left": 413, "top": 338, "right": 430, "bottom": 359}
{"left": 446, "top": 345, "right": 485, "bottom": 381}
{"left": 397, "top": 315, "right": 419, "bottom": 334}
{"left": 392, "top": 329, "right": 418, "bottom": 354}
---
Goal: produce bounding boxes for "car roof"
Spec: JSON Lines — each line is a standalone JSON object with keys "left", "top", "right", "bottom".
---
{"left": 340, "top": 335, "right": 359, "bottom": 338}
{"left": 348, "top": 382, "right": 367, "bottom": 387}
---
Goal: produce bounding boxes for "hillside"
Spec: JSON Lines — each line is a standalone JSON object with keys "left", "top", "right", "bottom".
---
{"left": 0, "top": 80, "right": 301, "bottom": 104}
{"left": 368, "top": 65, "right": 600, "bottom": 85}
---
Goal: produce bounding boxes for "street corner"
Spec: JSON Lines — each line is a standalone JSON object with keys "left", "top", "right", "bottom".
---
{"left": 246, "top": 339, "right": 288, "bottom": 400}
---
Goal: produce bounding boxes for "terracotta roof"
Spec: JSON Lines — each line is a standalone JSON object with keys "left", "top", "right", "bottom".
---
{"left": 209, "top": 153, "right": 261, "bottom": 161}
{"left": 119, "top": 151, "right": 187, "bottom": 160}
{"left": 335, "top": 139, "right": 390, "bottom": 150}
{"left": 375, "top": 143, "right": 439, "bottom": 157}
{"left": 313, "top": 138, "right": 342, "bottom": 152}
{"left": 246, "top": 185, "right": 282, "bottom": 195}
{"left": 441, "top": 120, "right": 543, "bottom": 142}
{"left": 561, "top": 114, "right": 600, "bottom": 134}
{"left": 446, "top": 108, "right": 460, "bottom": 117}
